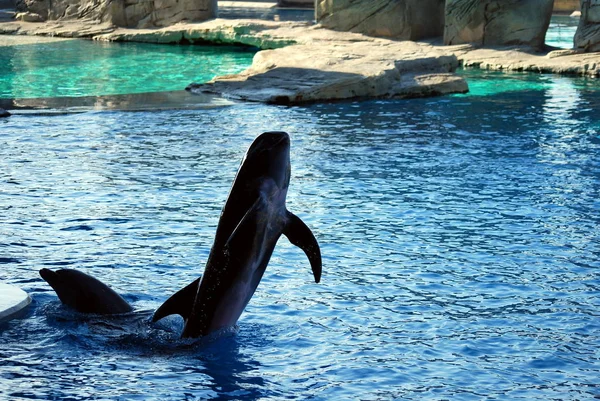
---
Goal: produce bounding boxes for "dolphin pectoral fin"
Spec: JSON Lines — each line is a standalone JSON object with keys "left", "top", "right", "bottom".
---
{"left": 283, "top": 211, "right": 322, "bottom": 283}
{"left": 152, "top": 278, "right": 200, "bottom": 323}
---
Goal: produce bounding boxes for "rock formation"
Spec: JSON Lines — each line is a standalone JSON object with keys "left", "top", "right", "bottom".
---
{"left": 315, "top": 0, "right": 445, "bottom": 40}
{"left": 14, "top": 11, "right": 44, "bottom": 22}
{"left": 15, "top": 0, "right": 217, "bottom": 28}
{"left": 444, "top": 0, "right": 554, "bottom": 49}
{"left": 575, "top": 0, "right": 600, "bottom": 52}
{"left": 187, "top": 37, "right": 468, "bottom": 104}
{"left": 553, "top": 0, "right": 581, "bottom": 13}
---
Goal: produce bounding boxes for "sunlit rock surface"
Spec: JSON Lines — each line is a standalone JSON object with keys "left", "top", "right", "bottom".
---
{"left": 187, "top": 40, "right": 466, "bottom": 104}
{"left": 447, "top": 43, "right": 600, "bottom": 76}
{"left": 444, "top": 0, "right": 554, "bottom": 50}
{"left": 575, "top": 0, "right": 600, "bottom": 52}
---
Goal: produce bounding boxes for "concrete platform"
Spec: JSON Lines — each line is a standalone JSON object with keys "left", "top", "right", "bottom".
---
{"left": 0, "top": 283, "right": 31, "bottom": 322}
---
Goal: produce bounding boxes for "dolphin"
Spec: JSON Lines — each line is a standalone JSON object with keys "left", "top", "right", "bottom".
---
{"left": 39, "top": 268, "right": 133, "bottom": 315}
{"left": 153, "top": 131, "right": 322, "bottom": 338}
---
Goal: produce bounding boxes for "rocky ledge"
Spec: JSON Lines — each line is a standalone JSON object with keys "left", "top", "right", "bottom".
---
{"left": 1, "top": 18, "right": 599, "bottom": 104}
{"left": 447, "top": 45, "right": 600, "bottom": 76}
{"left": 92, "top": 19, "right": 469, "bottom": 103}
{"left": 185, "top": 35, "right": 467, "bottom": 104}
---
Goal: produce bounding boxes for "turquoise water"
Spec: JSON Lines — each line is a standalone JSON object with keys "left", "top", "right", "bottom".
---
{"left": 457, "top": 68, "right": 600, "bottom": 97}
{"left": 0, "top": 39, "right": 255, "bottom": 99}
{"left": 546, "top": 15, "right": 580, "bottom": 49}
{"left": 1, "top": 73, "right": 600, "bottom": 400}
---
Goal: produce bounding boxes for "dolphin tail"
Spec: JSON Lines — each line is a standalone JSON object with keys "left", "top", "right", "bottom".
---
{"left": 283, "top": 211, "right": 322, "bottom": 283}
{"left": 152, "top": 278, "right": 200, "bottom": 323}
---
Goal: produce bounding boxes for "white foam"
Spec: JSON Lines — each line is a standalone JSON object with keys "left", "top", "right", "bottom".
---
{"left": 0, "top": 283, "right": 31, "bottom": 322}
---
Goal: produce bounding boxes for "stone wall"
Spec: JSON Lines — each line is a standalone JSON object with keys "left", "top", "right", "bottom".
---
{"left": 315, "top": 0, "right": 445, "bottom": 40}
{"left": 444, "top": 0, "right": 554, "bottom": 49}
{"left": 575, "top": 0, "right": 600, "bottom": 51}
{"left": 16, "top": 0, "right": 216, "bottom": 27}
{"left": 554, "top": 0, "right": 581, "bottom": 13}
{"left": 315, "top": 0, "right": 558, "bottom": 47}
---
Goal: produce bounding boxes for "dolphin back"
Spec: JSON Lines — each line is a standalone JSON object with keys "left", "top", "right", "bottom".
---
{"left": 39, "top": 268, "right": 133, "bottom": 315}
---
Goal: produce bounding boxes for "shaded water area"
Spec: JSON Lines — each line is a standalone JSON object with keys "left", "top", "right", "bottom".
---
{"left": 1, "top": 71, "right": 600, "bottom": 399}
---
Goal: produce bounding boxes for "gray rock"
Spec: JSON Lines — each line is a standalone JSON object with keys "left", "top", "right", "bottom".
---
{"left": 444, "top": 0, "right": 554, "bottom": 50}
{"left": 15, "top": 0, "right": 217, "bottom": 27}
{"left": 188, "top": 40, "right": 468, "bottom": 104}
{"left": 15, "top": 11, "right": 44, "bottom": 22}
{"left": 315, "top": 0, "right": 445, "bottom": 40}
{"left": 16, "top": 0, "right": 49, "bottom": 19}
{"left": 448, "top": 44, "right": 600, "bottom": 76}
{"left": 0, "top": 108, "right": 11, "bottom": 118}
{"left": 554, "top": 0, "right": 581, "bottom": 13}
{"left": 575, "top": 0, "right": 600, "bottom": 52}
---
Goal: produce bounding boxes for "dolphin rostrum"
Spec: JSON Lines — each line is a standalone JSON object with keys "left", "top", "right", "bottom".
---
{"left": 153, "top": 131, "right": 322, "bottom": 338}
{"left": 39, "top": 268, "right": 133, "bottom": 315}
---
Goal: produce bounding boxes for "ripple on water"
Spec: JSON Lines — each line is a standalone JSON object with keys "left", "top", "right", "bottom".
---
{"left": 1, "top": 73, "right": 600, "bottom": 400}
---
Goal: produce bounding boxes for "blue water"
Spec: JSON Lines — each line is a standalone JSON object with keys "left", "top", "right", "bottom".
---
{"left": 1, "top": 15, "right": 600, "bottom": 401}
{"left": 0, "top": 40, "right": 255, "bottom": 99}
{"left": 546, "top": 15, "right": 580, "bottom": 49}
{"left": 1, "top": 70, "right": 600, "bottom": 399}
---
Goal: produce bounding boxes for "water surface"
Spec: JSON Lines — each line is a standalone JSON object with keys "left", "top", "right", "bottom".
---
{"left": 0, "top": 40, "right": 255, "bottom": 99}
{"left": 1, "top": 72, "right": 599, "bottom": 400}
{"left": 546, "top": 15, "right": 580, "bottom": 49}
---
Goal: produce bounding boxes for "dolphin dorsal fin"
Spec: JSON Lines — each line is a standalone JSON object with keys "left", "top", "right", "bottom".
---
{"left": 283, "top": 211, "right": 322, "bottom": 283}
{"left": 152, "top": 278, "right": 200, "bottom": 323}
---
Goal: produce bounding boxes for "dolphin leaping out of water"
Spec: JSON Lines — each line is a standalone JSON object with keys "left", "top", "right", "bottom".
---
{"left": 153, "top": 131, "right": 322, "bottom": 338}
{"left": 38, "top": 132, "right": 321, "bottom": 337}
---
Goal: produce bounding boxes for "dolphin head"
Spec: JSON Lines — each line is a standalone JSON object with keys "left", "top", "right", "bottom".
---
{"left": 213, "top": 131, "right": 293, "bottom": 252}
{"left": 40, "top": 268, "right": 78, "bottom": 307}
{"left": 39, "top": 268, "right": 133, "bottom": 314}
{"left": 242, "top": 131, "right": 291, "bottom": 191}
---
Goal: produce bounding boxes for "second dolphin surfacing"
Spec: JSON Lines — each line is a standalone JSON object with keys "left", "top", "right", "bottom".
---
{"left": 153, "top": 132, "right": 322, "bottom": 338}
